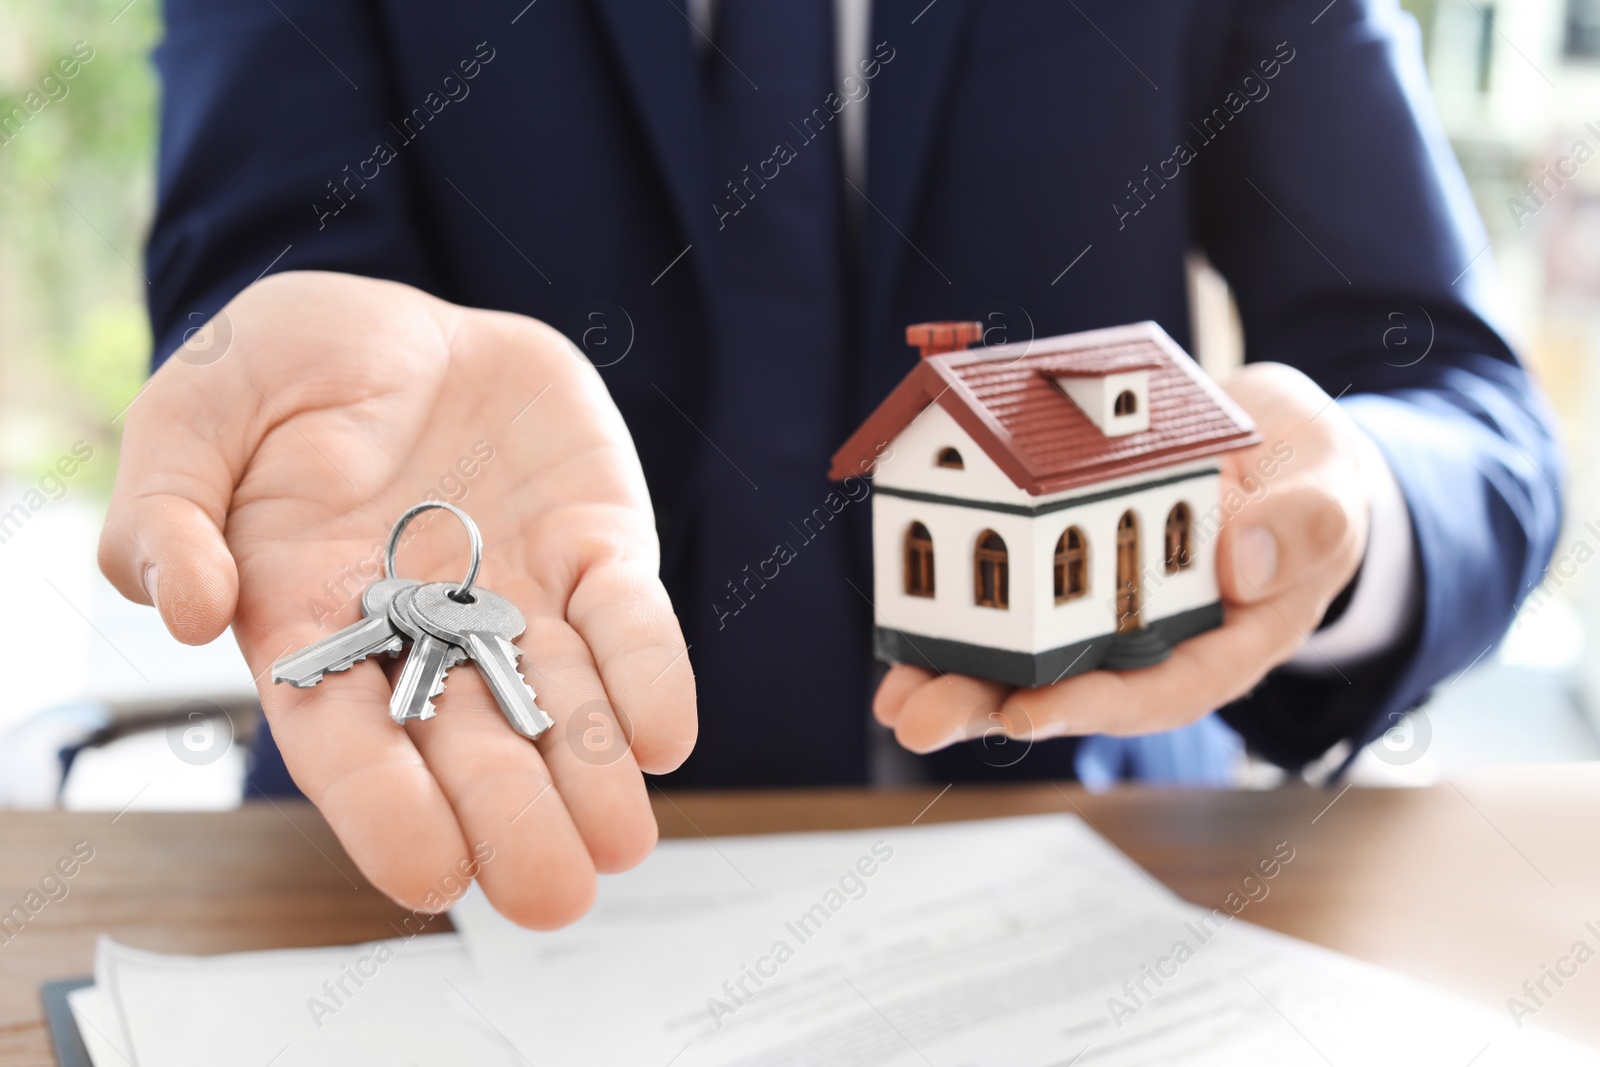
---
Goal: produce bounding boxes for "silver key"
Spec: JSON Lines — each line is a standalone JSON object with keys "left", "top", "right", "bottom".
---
{"left": 387, "top": 584, "right": 467, "bottom": 723}
{"left": 273, "top": 577, "right": 415, "bottom": 688}
{"left": 408, "top": 582, "right": 555, "bottom": 739}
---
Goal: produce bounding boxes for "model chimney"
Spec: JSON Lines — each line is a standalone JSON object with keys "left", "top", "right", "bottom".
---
{"left": 906, "top": 321, "right": 983, "bottom": 358}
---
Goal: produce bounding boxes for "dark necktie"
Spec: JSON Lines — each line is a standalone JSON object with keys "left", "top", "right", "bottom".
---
{"left": 677, "top": 0, "right": 868, "bottom": 785}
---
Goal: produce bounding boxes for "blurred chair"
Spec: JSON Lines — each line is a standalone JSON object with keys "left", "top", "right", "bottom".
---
{"left": 0, "top": 695, "right": 258, "bottom": 810}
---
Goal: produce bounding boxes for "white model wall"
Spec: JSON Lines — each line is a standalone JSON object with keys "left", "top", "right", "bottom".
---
{"left": 1027, "top": 472, "right": 1220, "bottom": 651}
{"left": 869, "top": 402, "right": 1222, "bottom": 653}
{"left": 873, "top": 493, "right": 1041, "bottom": 651}
{"left": 872, "top": 404, "right": 1030, "bottom": 503}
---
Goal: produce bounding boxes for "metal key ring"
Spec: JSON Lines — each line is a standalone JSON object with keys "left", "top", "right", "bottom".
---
{"left": 384, "top": 502, "right": 483, "bottom": 602}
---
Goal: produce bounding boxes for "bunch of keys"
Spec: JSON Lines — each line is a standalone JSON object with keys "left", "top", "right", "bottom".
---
{"left": 271, "top": 502, "right": 555, "bottom": 739}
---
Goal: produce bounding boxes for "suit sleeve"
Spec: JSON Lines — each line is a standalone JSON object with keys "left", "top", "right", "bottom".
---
{"left": 147, "top": 0, "right": 440, "bottom": 366}
{"left": 1190, "top": 0, "right": 1564, "bottom": 767}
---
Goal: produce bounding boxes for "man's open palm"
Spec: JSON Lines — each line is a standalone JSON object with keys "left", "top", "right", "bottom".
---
{"left": 99, "top": 272, "right": 696, "bottom": 928}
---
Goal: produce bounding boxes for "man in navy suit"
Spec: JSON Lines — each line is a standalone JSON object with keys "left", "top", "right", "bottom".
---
{"left": 98, "top": 0, "right": 1561, "bottom": 927}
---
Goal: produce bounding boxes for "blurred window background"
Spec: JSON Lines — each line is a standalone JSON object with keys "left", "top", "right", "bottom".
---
{"left": 0, "top": 1, "right": 253, "bottom": 810}
{"left": 0, "top": 0, "right": 1595, "bottom": 809}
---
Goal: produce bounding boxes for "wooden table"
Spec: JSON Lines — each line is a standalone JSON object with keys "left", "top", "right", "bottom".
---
{"left": 3, "top": 766, "right": 1598, "bottom": 1064}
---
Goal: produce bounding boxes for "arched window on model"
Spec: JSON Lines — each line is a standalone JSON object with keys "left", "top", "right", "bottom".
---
{"left": 1164, "top": 502, "right": 1192, "bottom": 575}
{"left": 904, "top": 522, "right": 935, "bottom": 597}
{"left": 1114, "top": 389, "right": 1138, "bottom": 416}
{"left": 936, "top": 447, "right": 964, "bottom": 469}
{"left": 1054, "top": 526, "right": 1087, "bottom": 603}
{"left": 974, "top": 530, "right": 1009, "bottom": 609}
{"left": 1116, "top": 510, "right": 1140, "bottom": 632}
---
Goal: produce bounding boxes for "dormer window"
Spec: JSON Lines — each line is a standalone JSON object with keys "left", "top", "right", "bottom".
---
{"left": 936, "top": 447, "right": 964, "bottom": 469}
{"left": 1051, "top": 367, "right": 1152, "bottom": 437}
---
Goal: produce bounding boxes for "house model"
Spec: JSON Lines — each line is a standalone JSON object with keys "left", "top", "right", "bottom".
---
{"left": 829, "top": 320, "right": 1260, "bottom": 688}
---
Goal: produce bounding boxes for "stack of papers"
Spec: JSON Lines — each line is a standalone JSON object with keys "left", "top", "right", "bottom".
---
{"left": 65, "top": 814, "right": 1599, "bottom": 1065}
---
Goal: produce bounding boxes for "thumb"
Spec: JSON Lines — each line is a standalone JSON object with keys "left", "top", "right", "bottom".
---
{"left": 98, "top": 371, "right": 246, "bottom": 646}
{"left": 1216, "top": 481, "right": 1349, "bottom": 605}
{"left": 99, "top": 494, "right": 238, "bottom": 646}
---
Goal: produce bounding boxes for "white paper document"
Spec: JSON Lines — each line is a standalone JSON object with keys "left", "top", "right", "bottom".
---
{"left": 70, "top": 934, "right": 516, "bottom": 1066}
{"left": 447, "top": 815, "right": 1599, "bottom": 1066}
{"left": 67, "top": 814, "right": 1599, "bottom": 1066}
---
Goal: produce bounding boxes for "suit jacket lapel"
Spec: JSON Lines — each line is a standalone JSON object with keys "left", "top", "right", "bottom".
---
{"left": 863, "top": 0, "right": 971, "bottom": 345}
{"left": 587, "top": 0, "right": 718, "bottom": 294}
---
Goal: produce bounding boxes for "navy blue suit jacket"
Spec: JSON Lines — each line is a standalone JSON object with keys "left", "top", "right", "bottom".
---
{"left": 147, "top": 0, "right": 1562, "bottom": 785}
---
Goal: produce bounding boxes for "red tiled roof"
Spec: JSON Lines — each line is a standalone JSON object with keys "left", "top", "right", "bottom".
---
{"left": 1042, "top": 352, "right": 1161, "bottom": 376}
{"left": 829, "top": 321, "right": 1259, "bottom": 495}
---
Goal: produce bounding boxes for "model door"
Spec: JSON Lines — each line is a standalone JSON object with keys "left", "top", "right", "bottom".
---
{"left": 1115, "top": 510, "right": 1140, "bottom": 632}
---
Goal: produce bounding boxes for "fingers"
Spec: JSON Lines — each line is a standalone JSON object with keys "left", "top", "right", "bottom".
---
{"left": 872, "top": 664, "right": 935, "bottom": 728}
{"left": 403, "top": 576, "right": 661, "bottom": 927}
{"left": 890, "top": 581, "right": 1321, "bottom": 748}
{"left": 1004, "top": 585, "right": 1320, "bottom": 737}
{"left": 259, "top": 579, "right": 659, "bottom": 929}
{"left": 892, "top": 673, "right": 1010, "bottom": 754}
{"left": 1220, "top": 359, "right": 1333, "bottom": 417}
{"left": 401, "top": 664, "right": 602, "bottom": 930}
{"left": 564, "top": 555, "right": 697, "bottom": 774}
{"left": 1216, "top": 481, "right": 1349, "bottom": 605}
{"left": 258, "top": 663, "right": 474, "bottom": 912}
{"left": 512, "top": 606, "right": 658, "bottom": 875}
{"left": 1214, "top": 362, "right": 1368, "bottom": 608}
